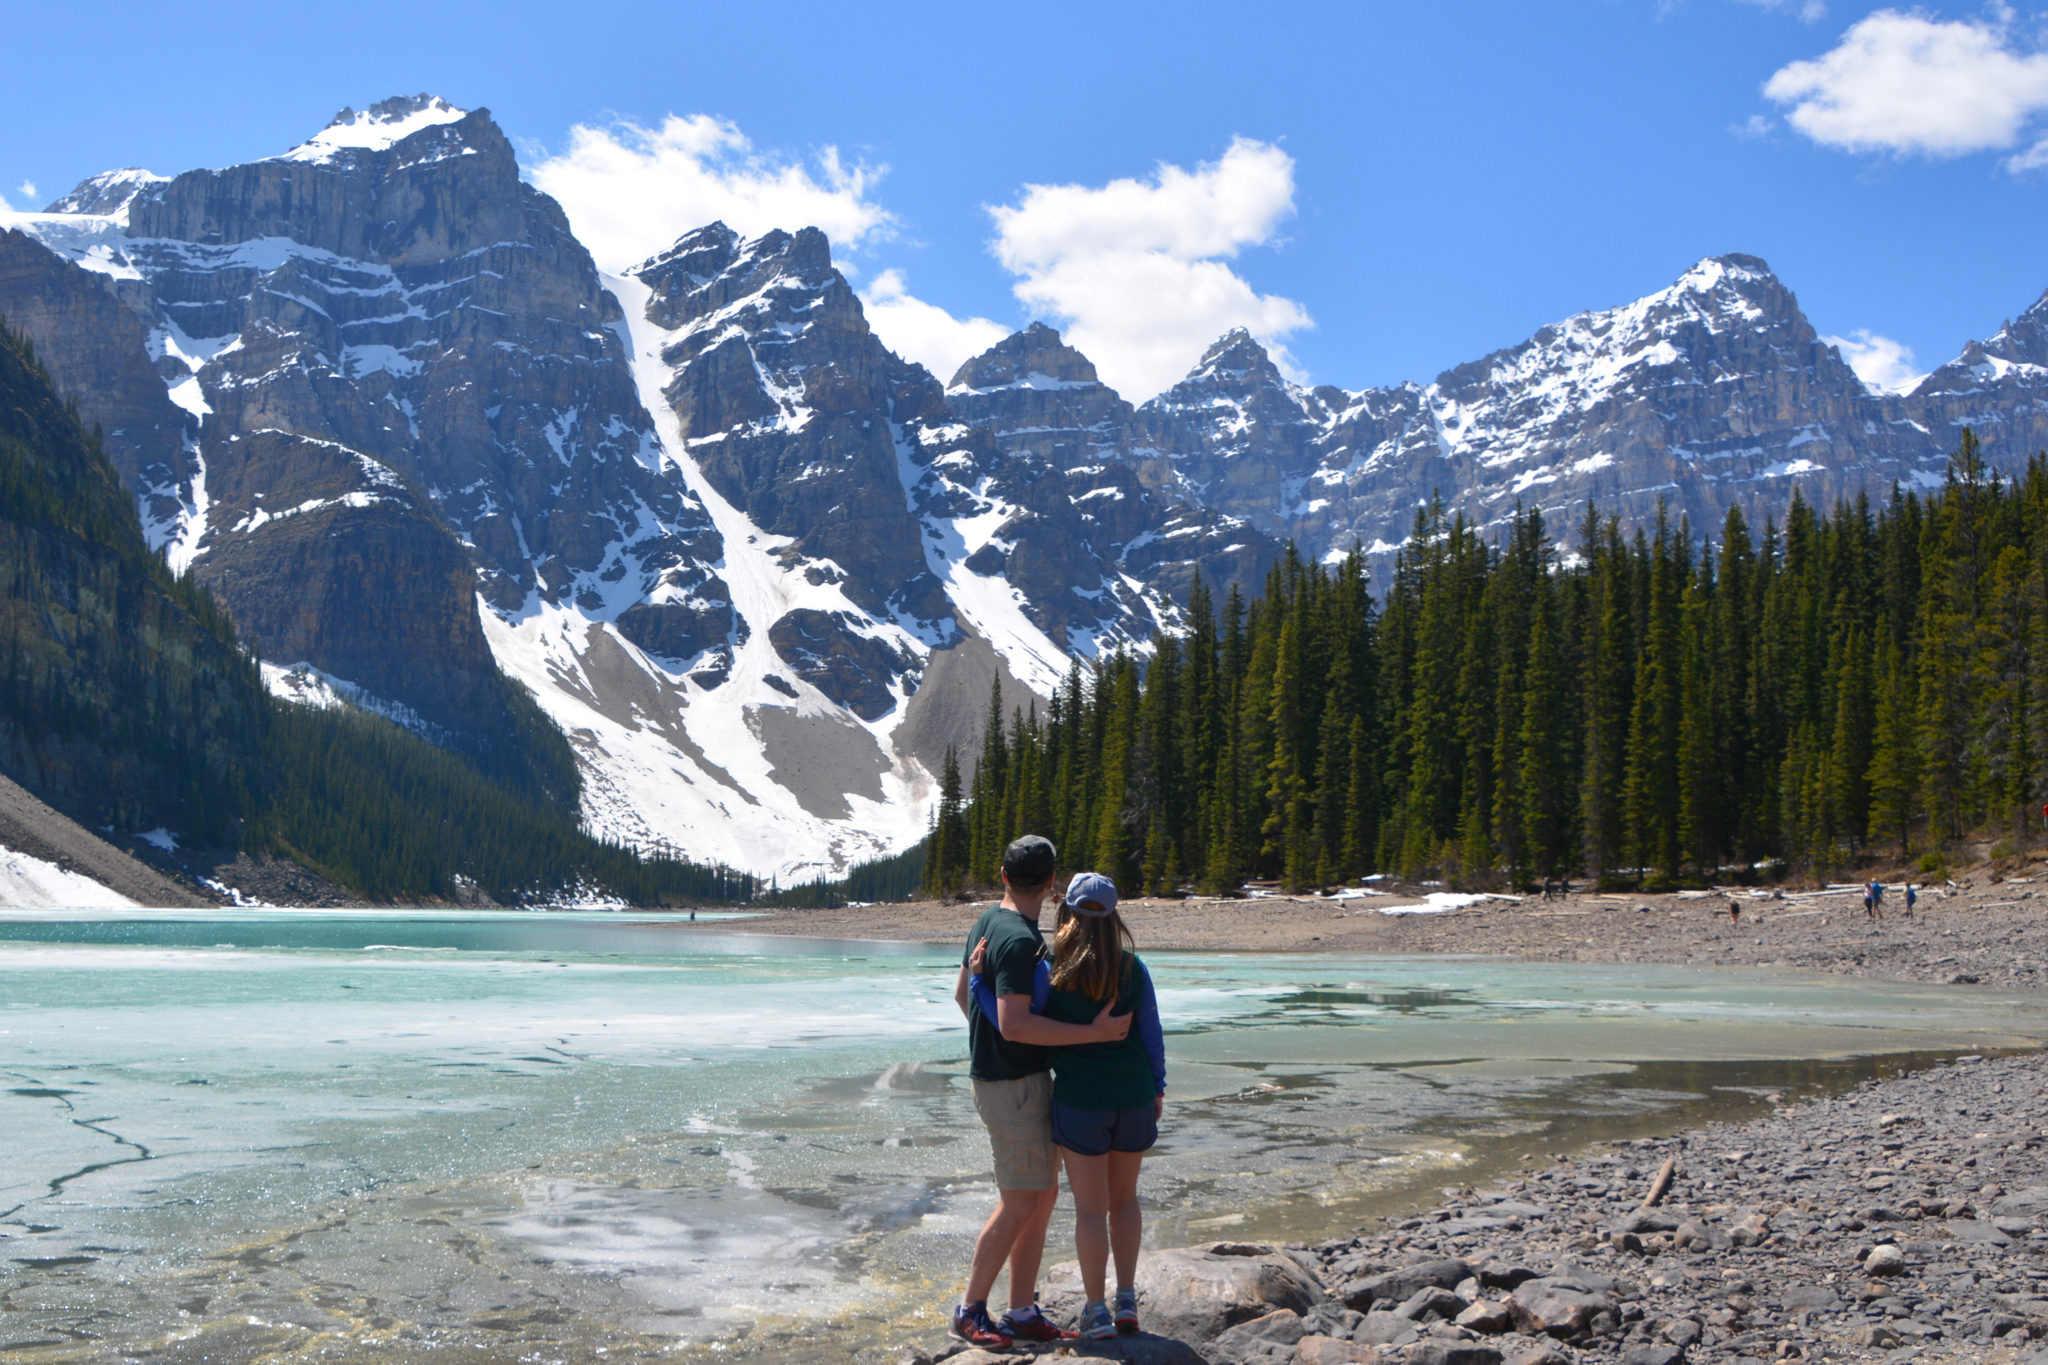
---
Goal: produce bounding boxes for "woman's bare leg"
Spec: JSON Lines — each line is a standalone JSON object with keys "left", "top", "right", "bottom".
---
{"left": 1062, "top": 1146, "right": 1111, "bottom": 1302}
{"left": 1107, "top": 1149, "right": 1145, "bottom": 1291}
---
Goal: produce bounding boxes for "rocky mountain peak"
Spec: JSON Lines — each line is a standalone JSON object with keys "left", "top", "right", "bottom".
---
{"left": 1186, "top": 326, "right": 1286, "bottom": 387}
{"left": 948, "top": 322, "right": 1102, "bottom": 392}
{"left": 44, "top": 168, "right": 167, "bottom": 219}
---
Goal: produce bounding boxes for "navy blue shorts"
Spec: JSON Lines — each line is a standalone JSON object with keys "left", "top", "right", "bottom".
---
{"left": 1051, "top": 1099, "right": 1158, "bottom": 1156}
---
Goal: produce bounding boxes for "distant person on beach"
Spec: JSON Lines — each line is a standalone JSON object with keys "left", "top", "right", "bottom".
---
{"left": 1728, "top": 897, "right": 1741, "bottom": 926}
{"left": 949, "top": 836, "right": 1129, "bottom": 1349}
{"left": 1906, "top": 883, "right": 1917, "bottom": 913}
{"left": 971, "top": 871, "right": 1166, "bottom": 1340}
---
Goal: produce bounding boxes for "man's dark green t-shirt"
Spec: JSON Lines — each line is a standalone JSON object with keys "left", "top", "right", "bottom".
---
{"left": 963, "top": 904, "right": 1050, "bottom": 1081}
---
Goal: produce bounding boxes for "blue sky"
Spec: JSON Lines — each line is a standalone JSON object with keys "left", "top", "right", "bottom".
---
{"left": 3, "top": 1, "right": 2044, "bottom": 400}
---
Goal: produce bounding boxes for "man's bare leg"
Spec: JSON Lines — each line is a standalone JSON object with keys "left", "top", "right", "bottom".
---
{"left": 965, "top": 1182, "right": 1057, "bottom": 1309}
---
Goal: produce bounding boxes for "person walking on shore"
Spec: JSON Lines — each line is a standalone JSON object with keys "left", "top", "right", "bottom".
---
{"left": 971, "top": 871, "right": 1166, "bottom": 1340}
{"left": 950, "top": 837, "right": 1130, "bottom": 1349}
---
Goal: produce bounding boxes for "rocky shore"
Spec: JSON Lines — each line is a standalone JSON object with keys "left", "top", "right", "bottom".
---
{"left": 908, "top": 1049, "right": 2048, "bottom": 1365}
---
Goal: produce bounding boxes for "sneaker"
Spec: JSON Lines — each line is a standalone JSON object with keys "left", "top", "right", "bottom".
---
{"left": 1000, "top": 1303, "right": 1075, "bottom": 1342}
{"left": 1078, "top": 1299, "right": 1116, "bottom": 1340}
{"left": 951, "top": 1300, "right": 1012, "bottom": 1349}
{"left": 1114, "top": 1286, "right": 1139, "bottom": 1334}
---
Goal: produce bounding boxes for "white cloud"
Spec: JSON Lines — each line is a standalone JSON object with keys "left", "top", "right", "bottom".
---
{"left": 1731, "top": 113, "right": 1775, "bottom": 139}
{"left": 528, "top": 113, "right": 896, "bottom": 272}
{"left": 859, "top": 269, "right": 1010, "bottom": 381}
{"left": 15, "top": 180, "right": 34, "bottom": 203}
{"left": 1763, "top": 9, "right": 2048, "bottom": 163}
{"left": 986, "top": 138, "right": 1312, "bottom": 402}
{"left": 1824, "top": 328, "right": 1926, "bottom": 394}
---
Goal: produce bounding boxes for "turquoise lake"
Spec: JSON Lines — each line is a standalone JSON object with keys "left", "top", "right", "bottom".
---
{"left": 2, "top": 908, "right": 2043, "bottom": 1363}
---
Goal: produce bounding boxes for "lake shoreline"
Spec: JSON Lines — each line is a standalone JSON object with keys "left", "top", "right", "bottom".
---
{"left": 728, "top": 862, "right": 2048, "bottom": 993}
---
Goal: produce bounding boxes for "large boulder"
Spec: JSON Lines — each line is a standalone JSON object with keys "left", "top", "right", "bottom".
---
{"left": 1041, "top": 1242, "right": 1325, "bottom": 1345}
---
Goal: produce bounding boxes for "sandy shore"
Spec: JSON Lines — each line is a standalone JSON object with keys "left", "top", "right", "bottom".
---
{"left": 729, "top": 862, "right": 2048, "bottom": 992}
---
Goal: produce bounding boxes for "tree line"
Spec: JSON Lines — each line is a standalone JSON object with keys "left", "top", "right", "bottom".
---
{"left": 925, "top": 432, "right": 2047, "bottom": 895}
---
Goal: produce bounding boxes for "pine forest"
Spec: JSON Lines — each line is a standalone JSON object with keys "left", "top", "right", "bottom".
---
{"left": 925, "top": 432, "right": 2048, "bottom": 896}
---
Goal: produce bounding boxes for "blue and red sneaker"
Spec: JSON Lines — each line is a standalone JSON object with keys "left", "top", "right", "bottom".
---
{"left": 1001, "top": 1303, "right": 1075, "bottom": 1342}
{"left": 950, "top": 1300, "right": 1012, "bottom": 1349}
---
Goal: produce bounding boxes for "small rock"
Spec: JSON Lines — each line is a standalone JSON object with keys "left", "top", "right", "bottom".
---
{"left": 1502, "top": 1345, "right": 1572, "bottom": 1365}
{"left": 1293, "top": 1336, "right": 1386, "bottom": 1364}
{"left": 1395, "top": 1288, "right": 1467, "bottom": 1322}
{"left": 1850, "top": 1323, "right": 1903, "bottom": 1348}
{"left": 1402, "top": 1343, "right": 1502, "bottom": 1365}
{"left": 1453, "top": 1301, "right": 1512, "bottom": 1334}
{"left": 1863, "top": 1243, "right": 1906, "bottom": 1276}
{"left": 1729, "top": 1211, "right": 1772, "bottom": 1246}
{"left": 1354, "top": 1310, "right": 1423, "bottom": 1347}
{"left": 1620, "top": 1347, "right": 1686, "bottom": 1365}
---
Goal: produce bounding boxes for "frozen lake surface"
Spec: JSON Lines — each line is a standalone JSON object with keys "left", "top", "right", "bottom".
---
{"left": 2, "top": 908, "right": 2043, "bottom": 1362}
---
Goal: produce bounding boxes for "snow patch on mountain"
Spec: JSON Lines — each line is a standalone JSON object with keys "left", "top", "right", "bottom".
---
{"left": 279, "top": 96, "right": 469, "bottom": 163}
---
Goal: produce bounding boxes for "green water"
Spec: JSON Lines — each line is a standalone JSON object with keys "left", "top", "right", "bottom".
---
{"left": 0, "top": 908, "right": 2041, "bottom": 1362}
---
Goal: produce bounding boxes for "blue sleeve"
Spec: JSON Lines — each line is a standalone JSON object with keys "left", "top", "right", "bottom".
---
{"left": 971, "top": 957, "right": 1051, "bottom": 1032}
{"left": 968, "top": 971, "right": 1000, "bottom": 1026}
{"left": 1133, "top": 961, "right": 1166, "bottom": 1093}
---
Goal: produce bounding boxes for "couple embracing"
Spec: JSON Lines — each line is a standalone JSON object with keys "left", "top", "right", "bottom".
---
{"left": 950, "top": 835, "right": 1166, "bottom": 1347}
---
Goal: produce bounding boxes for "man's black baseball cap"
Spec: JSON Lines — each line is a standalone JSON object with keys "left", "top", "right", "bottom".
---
{"left": 1002, "top": 835, "right": 1057, "bottom": 888}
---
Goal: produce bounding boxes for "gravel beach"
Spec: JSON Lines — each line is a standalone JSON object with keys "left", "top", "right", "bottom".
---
{"left": 737, "top": 862, "right": 2048, "bottom": 993}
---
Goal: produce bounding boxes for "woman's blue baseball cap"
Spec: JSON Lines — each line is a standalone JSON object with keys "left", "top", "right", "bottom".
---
{"left": 1063, "top": 871, "right": 1119, "bottom": 917}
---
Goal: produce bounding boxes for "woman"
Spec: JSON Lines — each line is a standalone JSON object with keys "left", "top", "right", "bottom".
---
{"left": 971, "top": 870, "right": 1164, "bottom": 1339}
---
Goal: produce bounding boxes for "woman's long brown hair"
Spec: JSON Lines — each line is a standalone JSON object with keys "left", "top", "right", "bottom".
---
{"left": 1049, "top": 899, "right": 1135, "bottom": 1004}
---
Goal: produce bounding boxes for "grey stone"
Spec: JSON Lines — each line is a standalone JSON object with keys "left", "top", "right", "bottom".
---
{"left": 1401, "top": 1343, "right": 1503, "bottom": 1365}
{"left": 1507, "top": 1278, "right": 1618, "bottom": 1337}
{"left": 1353, "top": 1311, "right": 1422, "bottom": 1347}
{"left": 1453, "top": 1301, "right": 1511, "bottom": 1334}
{"left": 1211, "top": 1308, "right": 1306, "bottom": 1364}
{"left": 1340, "top": 1261, "right": 1474, "bottom": 1313}
{"left": 1394, "top": 1288, "right": 1466, "bottom": 1322}
{"left": 1619, "top": 1347, "right": 1685, "bottom": 1365}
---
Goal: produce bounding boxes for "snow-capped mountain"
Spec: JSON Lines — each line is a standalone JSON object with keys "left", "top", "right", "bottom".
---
{"left": 1123, "top": 254, "right": 2042, "bottom": 565}
{"left": 4, "top": 94, "right": 2045, "bottom": 880}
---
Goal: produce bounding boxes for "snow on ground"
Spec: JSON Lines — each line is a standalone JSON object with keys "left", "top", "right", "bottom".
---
{"left": 0, "top": 844, "right": 137, "bottom": 909}
{"left": 1363, "top": 892, "right": 1508, "bottom": 916}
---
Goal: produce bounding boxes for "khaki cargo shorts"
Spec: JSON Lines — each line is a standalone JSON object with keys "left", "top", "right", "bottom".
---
{"left": 971, "top": 1071, "right": 1056, "bottom": 1191}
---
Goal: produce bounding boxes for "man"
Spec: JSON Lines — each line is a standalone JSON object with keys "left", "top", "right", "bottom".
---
{"left": 950, "top": 835, "right": 1131, "bottom": 1347}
